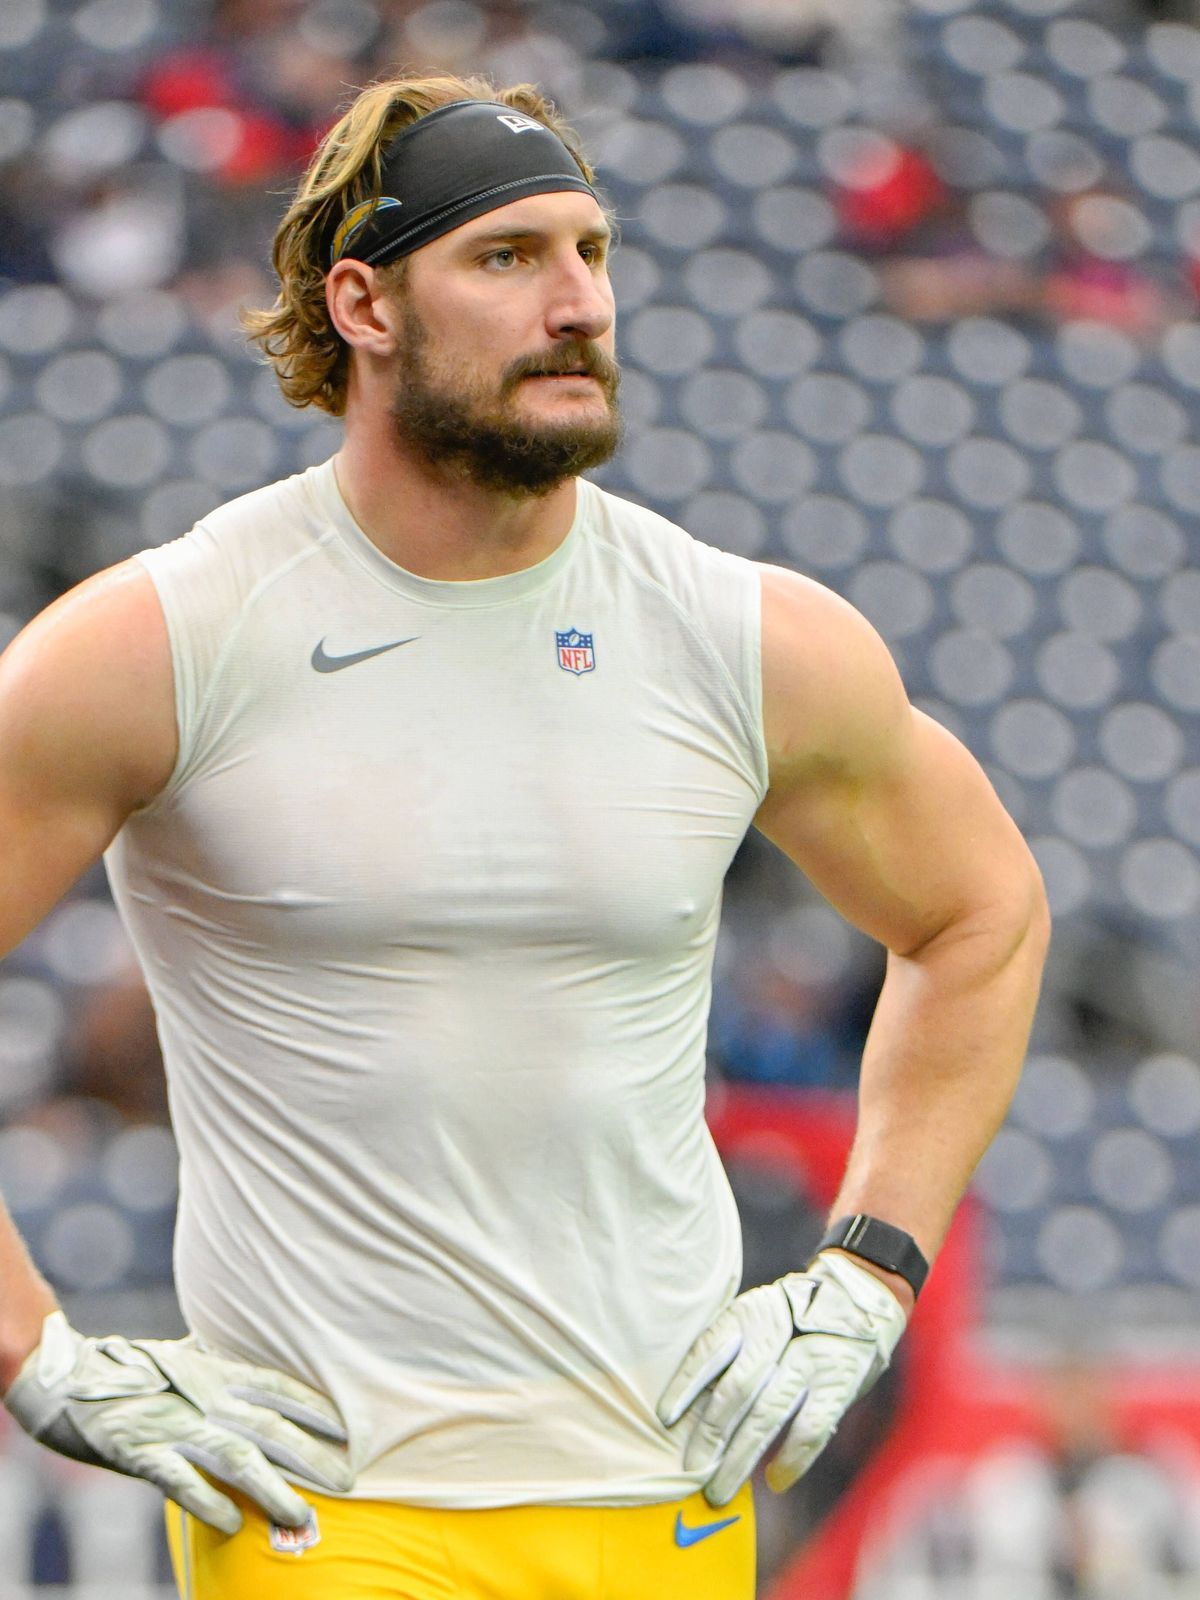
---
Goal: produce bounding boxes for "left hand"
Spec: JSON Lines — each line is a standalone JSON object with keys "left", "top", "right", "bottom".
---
{"left": 656, "top": 1252, "right": 908, "bottom": 1506}
{"left": 5, "top": 1313, "right": 354, "bottom": 1534}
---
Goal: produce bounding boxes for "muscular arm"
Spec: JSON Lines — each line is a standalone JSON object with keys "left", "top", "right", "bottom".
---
{"left": 755, "top": 566, "right": 1050, "bottom": 1302}
{"left": 0, "top": 561, "right": 176, "bottom": 1385}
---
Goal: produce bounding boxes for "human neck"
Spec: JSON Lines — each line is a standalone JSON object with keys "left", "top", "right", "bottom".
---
{"left": 333, "top": 416, "right": 578, "bottom": 582}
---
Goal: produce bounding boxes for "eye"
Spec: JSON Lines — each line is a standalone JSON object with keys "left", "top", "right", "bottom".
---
{"left": 579, "top": 241, "right": 606, "bottom": 266}
{"left": 486, "top": 247, "right": 519, "bottom": 270}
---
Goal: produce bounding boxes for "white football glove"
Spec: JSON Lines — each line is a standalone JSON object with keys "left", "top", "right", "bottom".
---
{"left": 657, "top": 1251, "right": 908, "bottom": 1507}
{"left": 4, "top": 1311, "right": 353, "bottom": 1534}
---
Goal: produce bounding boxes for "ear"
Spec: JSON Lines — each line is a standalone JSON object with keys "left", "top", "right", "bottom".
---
{"left": 325, "top": 261, "right": 400, "bottom": 355}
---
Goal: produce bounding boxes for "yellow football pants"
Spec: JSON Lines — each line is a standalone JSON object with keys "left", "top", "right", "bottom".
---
{"left": 166, "top": 1482, "right": 755, "bottom": 1599}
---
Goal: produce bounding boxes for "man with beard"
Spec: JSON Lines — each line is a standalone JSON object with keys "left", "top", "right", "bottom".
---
{"left": 0, "top": 75, "right": 1048, "bottom": 1599}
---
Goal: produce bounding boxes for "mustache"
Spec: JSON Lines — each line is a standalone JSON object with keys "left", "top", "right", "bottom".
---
{"left": 502, "top": 343, "right": 621, "bottom": 393}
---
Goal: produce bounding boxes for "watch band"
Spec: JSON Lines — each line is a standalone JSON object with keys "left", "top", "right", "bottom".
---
{"left": 814, "top": 1214, "right": 930, "bottom": 1298}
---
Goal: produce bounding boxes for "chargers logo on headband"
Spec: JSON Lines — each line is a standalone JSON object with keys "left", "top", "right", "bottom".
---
{"left": 331, "top": 196, "right": 402, "bottom": 263}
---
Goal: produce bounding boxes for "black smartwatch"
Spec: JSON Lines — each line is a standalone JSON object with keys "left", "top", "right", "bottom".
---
{"left": 814, "top": 1214, "right": 930, "bottom": 1299}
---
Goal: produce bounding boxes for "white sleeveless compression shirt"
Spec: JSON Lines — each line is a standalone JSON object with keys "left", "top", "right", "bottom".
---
{"left": 104, "top": 460, "right": 768, "bottom": 1506}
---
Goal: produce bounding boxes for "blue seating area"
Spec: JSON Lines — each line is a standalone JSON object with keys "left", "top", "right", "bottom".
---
{"left": 0, "top": 0, "right": 1197, "bottom": 1351}
{"left": 977, "top": 1046, "right": 1200, "bottom": 1344}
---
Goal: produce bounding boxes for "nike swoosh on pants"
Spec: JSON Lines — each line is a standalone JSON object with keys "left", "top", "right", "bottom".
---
{"left": 674, "top": 1511, "right": 741, "bottom": 1548}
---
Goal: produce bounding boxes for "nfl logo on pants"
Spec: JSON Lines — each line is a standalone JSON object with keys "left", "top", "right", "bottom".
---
{"left": 556, "top": 628, "right": 595, "bottom": 675}
{"left": 269, "top": 1509, "right": 321, "bottom": 1554}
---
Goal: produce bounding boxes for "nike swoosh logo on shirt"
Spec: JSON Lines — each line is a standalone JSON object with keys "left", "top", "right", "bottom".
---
{"left": 310, "top": 637, "right": 418, "bottom": 673}
{"left": 674, "top": 1511, "right": 741, "bottom": 1548}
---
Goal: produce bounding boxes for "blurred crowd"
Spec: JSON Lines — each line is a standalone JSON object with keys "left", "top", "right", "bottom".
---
{"left": 856, "top": 1361, "right": 1200, "bottom": 1599}
{"left": 0, "top": 0, "right": 909, "bottom": 317}
{"left": 6, "top": 0, "right": 1200, "bottom": 343}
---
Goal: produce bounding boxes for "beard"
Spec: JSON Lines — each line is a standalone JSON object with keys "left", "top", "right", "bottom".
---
{"left": 388, "top": 305, "right": 623, "bottom": 497}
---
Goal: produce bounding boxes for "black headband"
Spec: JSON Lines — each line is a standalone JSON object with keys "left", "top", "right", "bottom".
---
{"left": 327, "top": 99, "right": 599, "bottom": 269}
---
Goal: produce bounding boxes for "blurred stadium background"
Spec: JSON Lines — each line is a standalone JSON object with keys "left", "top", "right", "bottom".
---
{"left": 1, "top": 0, "right": 1199, "bottom": 1593}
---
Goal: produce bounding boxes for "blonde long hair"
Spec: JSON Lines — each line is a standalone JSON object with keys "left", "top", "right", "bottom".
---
{"left": 242, "top": 74, "right": 599, "bottom": 418}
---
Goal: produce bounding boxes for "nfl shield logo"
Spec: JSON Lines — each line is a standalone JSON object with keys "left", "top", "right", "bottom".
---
{"left": 556, "top": 627, "right": 595, "bottom": 675}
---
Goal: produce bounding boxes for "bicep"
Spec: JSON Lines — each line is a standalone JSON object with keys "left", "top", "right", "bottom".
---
{"left": 0, "top": 562, "right": 176, "bottom": 957}
{"left": 754, "top": 566, "right": 1041, "bottom": 956}
{"left": 755, "top": 706, "right": 1036, "bottom": 956}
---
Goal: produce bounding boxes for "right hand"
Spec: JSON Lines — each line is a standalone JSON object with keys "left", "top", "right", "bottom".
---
{"left": 3, "top": 1310, "right": 354, "bottom": 1534}
{"left": 657, "top": 1251, "right": 907, "bottom": 1506}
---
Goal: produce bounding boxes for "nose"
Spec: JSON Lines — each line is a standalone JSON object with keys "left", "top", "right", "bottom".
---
{"left": 545, "top": 251, "right": 614, "bottom": 345}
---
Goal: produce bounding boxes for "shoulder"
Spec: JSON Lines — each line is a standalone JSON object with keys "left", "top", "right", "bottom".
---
{"left": 759, "top": 562, "right": 910, "bottom": 784}
{"left": 2, "top": 559, "right": 169, "bottom": 687}
{"left": 140, "top": 468, "right": 322, "bottom": 598}
{"left": 132, "top": 471, "right": 333, "bottom": 704}
{"left": 581, "top": 479, "right": 759, "bottom": 602}
{"left": 190, "top": 467, "right": 317, "bottom": 546}
{"left": 0, "top": 560, "right": 176, "bottom": 810}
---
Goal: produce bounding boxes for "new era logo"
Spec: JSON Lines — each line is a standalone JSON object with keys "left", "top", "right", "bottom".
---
{"left": 497, "top": 113, "right": 541, "bottom": 134}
